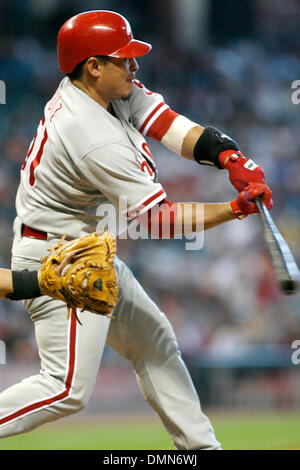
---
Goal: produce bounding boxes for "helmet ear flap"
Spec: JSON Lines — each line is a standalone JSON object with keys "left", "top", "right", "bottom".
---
{"left": 57, "top": 10, "right": 151, "bottom": 74}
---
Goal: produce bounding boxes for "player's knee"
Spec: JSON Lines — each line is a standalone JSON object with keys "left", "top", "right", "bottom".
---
{"left": 69, "top": 378, "right": 95, "bottom": 411}
{"left": 62, "top": 398, "right": 86, "bottom": 415}
{"left": 47, "top": 379, "right": 92, "bottom": 416}
{"left": 142, "top": 313, "right": 180, "bottom": 363}
{"left": 158, "top": 317, "right": 180, "bottom": 356}
{"left": 32, "top": 372, "right": 92, "bottom": 414}
{"left": 53, "top": 396, "right": 88, "bottom": 419}
{"left": 63, "top": 389, "right": 91, "bottom": 414}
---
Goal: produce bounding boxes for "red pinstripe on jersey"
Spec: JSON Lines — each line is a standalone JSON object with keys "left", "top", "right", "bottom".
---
{"left": 0, "top": 310, "right": 78, "bottom": 427}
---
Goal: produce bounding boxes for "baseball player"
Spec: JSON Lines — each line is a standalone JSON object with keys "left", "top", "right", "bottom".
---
{"left": 0, "top": 11, "right": 272, "bottom": 450}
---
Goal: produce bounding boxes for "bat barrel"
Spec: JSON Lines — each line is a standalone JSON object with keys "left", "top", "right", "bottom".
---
{"left": 255, "top": 198, "right": 300, "bottom": 295}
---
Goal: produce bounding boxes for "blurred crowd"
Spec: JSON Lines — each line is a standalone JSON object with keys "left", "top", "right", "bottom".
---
{"left": 0, "top": 0, "right": 299, "bottom": 365}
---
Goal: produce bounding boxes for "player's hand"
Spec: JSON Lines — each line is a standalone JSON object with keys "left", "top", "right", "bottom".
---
{"left": 230, "top": 182, "right": 273, "bottom": 219}
{"left": 38, "top": 250, "right": 76, "bottom": 294}
{"left": 38, "top": 232, "right": 118, "bottom": 323}
{"left": 218, "top": 149, "right": 269, "bottom": 193}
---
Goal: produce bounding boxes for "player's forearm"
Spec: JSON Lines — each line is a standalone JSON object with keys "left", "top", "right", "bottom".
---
{"left": 0, "top": 269, "right": 14, "bottom": 298}
{"left": 1, "top": 253, "right": 76, "bottom": 301}
{"left": 175, "top": 202, "right": 235, "bottom": 235}
{"left": 0, "top": 269, "right": 42, "bottom": 300}
{"left": 162, "top": 115, "right": 239, "bottom": 168}
{"left": 161, "top": 115, "right": 239, "bottom": 169}
{"left": 181, "top": 125, "right": 204, "bottom": 160}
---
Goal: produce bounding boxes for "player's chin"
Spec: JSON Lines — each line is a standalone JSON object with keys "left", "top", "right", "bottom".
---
{"left": 121, "top": 82, "right": 134, "bottom": 99}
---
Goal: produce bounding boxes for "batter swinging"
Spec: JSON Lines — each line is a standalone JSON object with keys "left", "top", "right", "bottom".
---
{"left": 0, "top": 11, "right": 272, "bottom": 450}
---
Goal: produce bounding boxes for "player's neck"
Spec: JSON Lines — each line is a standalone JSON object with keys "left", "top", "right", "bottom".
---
{"left": 71, "top": 79, "right": 110, "bottom": 109}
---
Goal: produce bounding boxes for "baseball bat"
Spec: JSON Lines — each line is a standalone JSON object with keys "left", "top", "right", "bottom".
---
{"left": 255, "top": 197, "right": 300, "bottom": 295}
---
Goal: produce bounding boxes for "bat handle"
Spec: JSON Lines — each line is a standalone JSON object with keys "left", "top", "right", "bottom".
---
{"left": 254, "top": 196, "right": 267, "bottom": 216}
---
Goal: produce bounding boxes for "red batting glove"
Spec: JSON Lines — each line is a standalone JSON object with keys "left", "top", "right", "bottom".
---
{"left": 231, "top": 182, "right": 273, "bottom": 219}
{"left": 219, "top": 149, "right": 268, "bottom": 193}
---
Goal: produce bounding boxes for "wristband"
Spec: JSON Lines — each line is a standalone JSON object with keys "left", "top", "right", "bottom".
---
{"left": 230, "top": 200, "right": 246, "bottom": 220}
{"left": 6, "top": 270, "right": 41, "bottom": 301}
{"left": 218, "top": 149, "right": 242, "bottom": 168}
{"left": 193, "top": 127, "right": 239, "bottom": 168}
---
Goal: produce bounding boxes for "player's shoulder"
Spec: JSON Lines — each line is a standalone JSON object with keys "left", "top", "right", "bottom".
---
{"left": 132, "top": 79, "right": 157, "bottom": 97}
{"left": 129, "top": 79, "right": 163, "bottom": 103}
{"left": 46, "top": 78, "right": 121, "bottom": 147}
{"left": 110, "top": 80, "right": 162, "bottom": 116}
{"left": 119, "top": 80, "right": 166, "bottom": 132}
{"left": 119, "top": 79, "right": 165, "bottom": 126}
{"left": 43, "top": 78, "right": 123, "bottom": 161}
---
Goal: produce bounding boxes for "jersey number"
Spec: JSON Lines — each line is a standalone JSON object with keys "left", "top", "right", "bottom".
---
{"left": 22, "top": 116, "right": 48, "bottom": 187}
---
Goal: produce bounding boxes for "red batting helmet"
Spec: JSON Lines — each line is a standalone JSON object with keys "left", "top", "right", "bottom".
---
{"left": 57, "top": 10, "right": 152, "bottom": 73}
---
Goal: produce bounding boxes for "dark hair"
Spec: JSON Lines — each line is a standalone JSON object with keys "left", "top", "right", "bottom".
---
{"left": 66, "top": 55, "right": 110, "bottom": 81}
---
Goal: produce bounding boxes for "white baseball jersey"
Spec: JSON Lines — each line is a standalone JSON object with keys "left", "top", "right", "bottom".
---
{"left": 5, "top": 76, "right": 221, "bottom": 451}
{"left": 15, "top": 77, "right": 179, "bottom": 239}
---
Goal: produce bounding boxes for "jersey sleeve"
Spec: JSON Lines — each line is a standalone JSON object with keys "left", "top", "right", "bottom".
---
{"left": 78, "top": 143, "right": 167, "bottom": 220}
{"left": 129, "top": 80, "right": 179, "bottom": 142}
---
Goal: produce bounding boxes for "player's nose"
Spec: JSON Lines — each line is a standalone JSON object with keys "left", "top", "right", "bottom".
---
{"left": 130, "top": 58, "right": 139, "bottom": 73}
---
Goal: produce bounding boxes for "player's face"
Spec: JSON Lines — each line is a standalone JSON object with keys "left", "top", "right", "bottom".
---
{"left": 99, "top": 57, "right": 139, "bottom": 101}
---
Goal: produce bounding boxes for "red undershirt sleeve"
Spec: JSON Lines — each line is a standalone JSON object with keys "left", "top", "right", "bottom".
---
{"left": 136, "top": 199, "right": 178, "bottom": 239}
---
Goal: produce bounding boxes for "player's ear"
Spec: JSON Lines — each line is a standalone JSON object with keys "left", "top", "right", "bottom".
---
{"left": 85, "top": 57, "right": 104, "bottom": 78}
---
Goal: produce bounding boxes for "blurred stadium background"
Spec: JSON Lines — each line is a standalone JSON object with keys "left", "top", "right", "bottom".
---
{"left": 0, "top": 0, "right": 300, "bottom": 449}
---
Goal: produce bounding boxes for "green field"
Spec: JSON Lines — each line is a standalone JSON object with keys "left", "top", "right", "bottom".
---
{"left": 0, "top": 411, "right": 300, "bottom": 450}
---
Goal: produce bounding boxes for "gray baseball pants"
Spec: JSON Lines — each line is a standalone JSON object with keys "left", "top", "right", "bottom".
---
{"left": 0, "top": 232, "right": 221, "bottom": 450}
